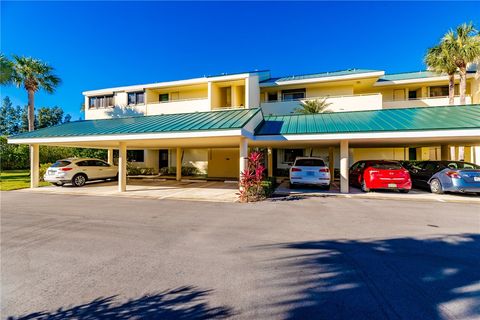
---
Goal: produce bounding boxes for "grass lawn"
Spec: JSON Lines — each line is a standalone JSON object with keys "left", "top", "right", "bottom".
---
{"left": 0, "top": 170, "right": 50, "bottom": 191}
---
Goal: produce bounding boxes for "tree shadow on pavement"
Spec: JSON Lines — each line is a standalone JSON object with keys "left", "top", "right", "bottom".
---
{"left": 7, "top": 286, "right": 233, "bottom": 320}
{"left": 256, "top": 234, "right": 480, "bottom": 320}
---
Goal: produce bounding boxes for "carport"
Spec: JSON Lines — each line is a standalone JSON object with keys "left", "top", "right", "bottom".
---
{"left": 252, "top": 105, "right": 480, "bottom": 193}
{"left": 7, "top": 105, "right": 480, "bottom": 195}
{"left": 8, "top": 108, "right": 263, "bottom": 193}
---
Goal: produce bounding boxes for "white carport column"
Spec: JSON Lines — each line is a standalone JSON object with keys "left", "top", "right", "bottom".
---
{"left": 239, "top": 137, "right": 248, "bottom": 177}
{"left": 107, "top": 148, "right": 114, "bottom": 165}
{"left": 118, "top": 142, "right": 127, "bottom": 192}
{"left": 340, "top": 140, "right": 349, "bottom": 194}
{"left": 30, "top": 144, "right": 39, "bottom": 188}
{"left": 176, "top": 147, "right": 182, "bottom": 181}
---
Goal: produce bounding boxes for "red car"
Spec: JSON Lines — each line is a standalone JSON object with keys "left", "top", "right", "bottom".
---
{"left": 349, "top": 160, "right": 412, "bottom": 193}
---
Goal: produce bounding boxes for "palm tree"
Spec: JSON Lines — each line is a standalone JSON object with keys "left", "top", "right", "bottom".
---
{"left": 10, "top": 55, "right": 61, "bottom": 131}
{"left": 425, "top": 44, "right": 458, "bottom": 105}
{"left": 0, "top": 54, "right": 13, "bottom": 85}
{"left": 294, "top": 98, "right": 332, "bottom": 114}
{"left": 441, "top": 22, "right": 480, "bottom": 105}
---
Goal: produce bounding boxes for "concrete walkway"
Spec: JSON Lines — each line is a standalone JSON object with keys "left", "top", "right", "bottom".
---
{"left": 274, "top": 180, "right": 480, "bottom": 204}
{"left": 21, "top": 179, "right": 238, "bottom": 202}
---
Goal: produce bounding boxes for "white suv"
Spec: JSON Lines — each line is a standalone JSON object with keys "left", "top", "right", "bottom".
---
{"left": 44, "top": 158, "right": 118, "bottom": 187}
{"left": 289, "top": 157, "right": 331, "bottom": 189}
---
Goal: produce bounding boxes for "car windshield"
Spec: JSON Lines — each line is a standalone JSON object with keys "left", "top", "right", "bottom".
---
{"left": 295, "top": 159, "right": 325, "bottom": 167}
{"left": 51, "top": 160, "right": 71, "bottom": 168}
{"left": 370, "top": 162, "right": 403, "bottom": 170}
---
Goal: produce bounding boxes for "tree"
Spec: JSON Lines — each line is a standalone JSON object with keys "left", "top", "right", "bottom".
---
{"left": 441, "top": 22, "right": 480, "bottom": 105}
{"left": 10, "top": 55, "right": 61, "bottom": 131}
{"left": 0, "top": 97, "right": 22, "bottom": 135}
{"left": 37, "top": 106, "right": 64, "bottom": 129}
{"left": 294, "top": 98, "right": 332, "bottom": 114}
{"left": 425, "top": 44, "right": 458, "bottom": 105}
{"left": 64, "top": 114, "right": 72, "bottom": 123}
{"left": 0, "top": 54, "right": 13, "bottom": 85}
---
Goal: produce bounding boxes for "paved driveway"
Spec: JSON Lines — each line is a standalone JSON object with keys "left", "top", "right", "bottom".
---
{"left": 20, "top": 179, "right": 239, "bottom": 202}
{"left": 2, "top": 192, "right": 479, "bottom": 319}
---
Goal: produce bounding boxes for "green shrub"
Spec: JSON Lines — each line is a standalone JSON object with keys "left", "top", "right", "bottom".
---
{"left": 261, "top": 176, "right": 277, "bottom": 197}
{"left": 39, "top": 163, "right": 53, "bottom": 181}
{"left": 126, "top": 162, "right": 156, "bottom": 175}
{"left": 159, "top": 166, "right": 200, "bottom": 176}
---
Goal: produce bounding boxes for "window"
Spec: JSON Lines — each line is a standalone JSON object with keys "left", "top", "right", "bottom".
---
{"left": 282, "top": 89, "right": 306, "bottom": 101}
{"left": 429, "top": 86, "right": 449, "bottom": 97}
{"left": 268, "top": 92, "right": 278, "bottom": 102}
{"left": 408, "top": 90, "right": 417, "bottom": 99}
{"left": 89, "top": 95, "right": 114, "bottom": 109}
{"left": 159, "top": 93, "right": 169, "bottom": 102}
{"left": 51, "top": 160, "right": 71, "bottom": 167}
{"left": 283, "top": 149, "right": 304, "bottom": 164}
{"left": 127, "top": 92, "right": 145, "bottom": 105}
{"left": 93, "top": 160, "right": 110, "bottom": 167}
{"left": 127, "top": 150, "right": 144, "bottom": 162}
{"left": 294, "top": 159, "right": 325, "bottom": 167}
{"left": 76, "top": 160, "right": 90, "bottom": 167}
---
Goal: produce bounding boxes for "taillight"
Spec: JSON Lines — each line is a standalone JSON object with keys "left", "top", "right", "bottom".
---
{"left": 60, "top": 167, "right": 73, "bottom": 171}
{"left": 291, "top": 167, "right": 302, "bottom": 172}
{"left": 445, "top": 171, "right": 461, "bottom": 179}
{"left": 319, "top": 168, "right": 329, "bottom": 172}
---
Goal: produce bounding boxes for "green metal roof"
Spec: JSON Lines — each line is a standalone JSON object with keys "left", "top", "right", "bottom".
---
{"left": 255, "top": 105, "right": 480, "bottom": 135}
{"left": 9, "top": 108, "right": 261, "bottom": 140}
{"left": 379, "top": 70, "right": 476, "bottom": 82}
{"left": 260, "top": 69, "right": 382, "bottom": 86}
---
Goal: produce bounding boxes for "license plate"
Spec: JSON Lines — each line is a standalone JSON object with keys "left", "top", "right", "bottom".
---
{"left": 388, "top": 183, "right": 397, "bottom": 188}
{"left": 474, "top": 177, "right": 480, "bottom": 182}
{"left": 306, "top": 171, "right": 314, "bottom": 176}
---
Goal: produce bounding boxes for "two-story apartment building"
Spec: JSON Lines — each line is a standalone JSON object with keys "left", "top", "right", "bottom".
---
{"left": 81, "top": 67, "right": 480, "bottom": 178}
{"left": 9, "top": 65, "right": 480, "bottom": 193}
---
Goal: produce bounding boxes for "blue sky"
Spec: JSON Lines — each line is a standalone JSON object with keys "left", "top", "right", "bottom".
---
{"left": 1, "top": 1, "right": 479, "bottom": 120}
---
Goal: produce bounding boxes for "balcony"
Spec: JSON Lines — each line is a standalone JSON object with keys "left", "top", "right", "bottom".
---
{"left": 383, "top": 95, "right": 472, "bottom": 109}
{"left": 260, "top": 93, "right": 383, "bottom": 115}
{"left": 146, "top": 98, "right": 210, "bottom": 115}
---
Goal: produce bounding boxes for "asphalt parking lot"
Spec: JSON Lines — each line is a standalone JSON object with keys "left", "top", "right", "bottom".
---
{"left": 2, "top": 191, "right": 479, "bottom": 319}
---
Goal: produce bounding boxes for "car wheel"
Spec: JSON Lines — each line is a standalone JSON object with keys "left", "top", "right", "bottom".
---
{"left": 112, "top": 173, "right": 118, "bottom": 181}
{"left": 399, "top": 189, "right": 409, "bottom": 193}
{"left": 361, "top": 179, "right": 370, "bottom": 192}
{"left": 72, "top": 174, "right": 87, "bottom": 187}
{"left": 429, "top": 179, "right": 443, "bottom": 194}
{"left": 289, "top": 182, "right": 296, "bottom": 189}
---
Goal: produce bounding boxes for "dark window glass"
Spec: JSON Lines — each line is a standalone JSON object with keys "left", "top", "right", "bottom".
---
{"left": 370, "top": 162, "right": 403, "bottom": 170}
{"left": 159, "top": 93, "right": 169, "bottom": 102}
{"left": 128, "top": 92, "right": 145, "bottom": 105}
{"left": 284, "top": 149, "right": 304, "bottom": 163}
{"left": 430, "top": 86, "right": 449, "bottom": 97}
{"left": 128, "top": 93, "right": 136, "bottom": 105}
{"left": 76, "top": 161, "right": 89, "bottom": 167}
{"left": 93, "top": 160, "right": 109, "bottom": 167}
{"left": 268, "top": 93, "right": 278, "bottom": 102}
{"left": 282, "top": 89, "right": 306, "bottom": 101}
{"left": 408, "top": 90, "right": 417, "bottom": 99}
{"left": 51, "top": 160, "right": 71, "bottom": 167}
{"left": 127, "top": 150, "right": 144, "bottom": 162}
{"left": 89, "top": 95, "right": 114, "bottom": 108}
{"left": 295, "top": 159, "right": 325, "bottom": 167}
{"left": 423, "top": 162, "right": 439, "bottom": 171}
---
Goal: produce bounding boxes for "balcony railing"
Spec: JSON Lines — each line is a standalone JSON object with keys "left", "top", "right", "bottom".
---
{"left": 146, "top": 98, "right": 210, "bottom": 115}
{"left": 383, "top": 95, "right": 472, "bottom": 109}
{"left": 260, "top": 93, "right": 383, "bottom": 115}
{"left": 261, "top": 93, "right": 380, "bottom": 104}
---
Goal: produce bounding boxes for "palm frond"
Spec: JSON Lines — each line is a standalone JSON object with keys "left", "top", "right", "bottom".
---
{"left": 294, "top": 98, "right": 332, "bottom": 114}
